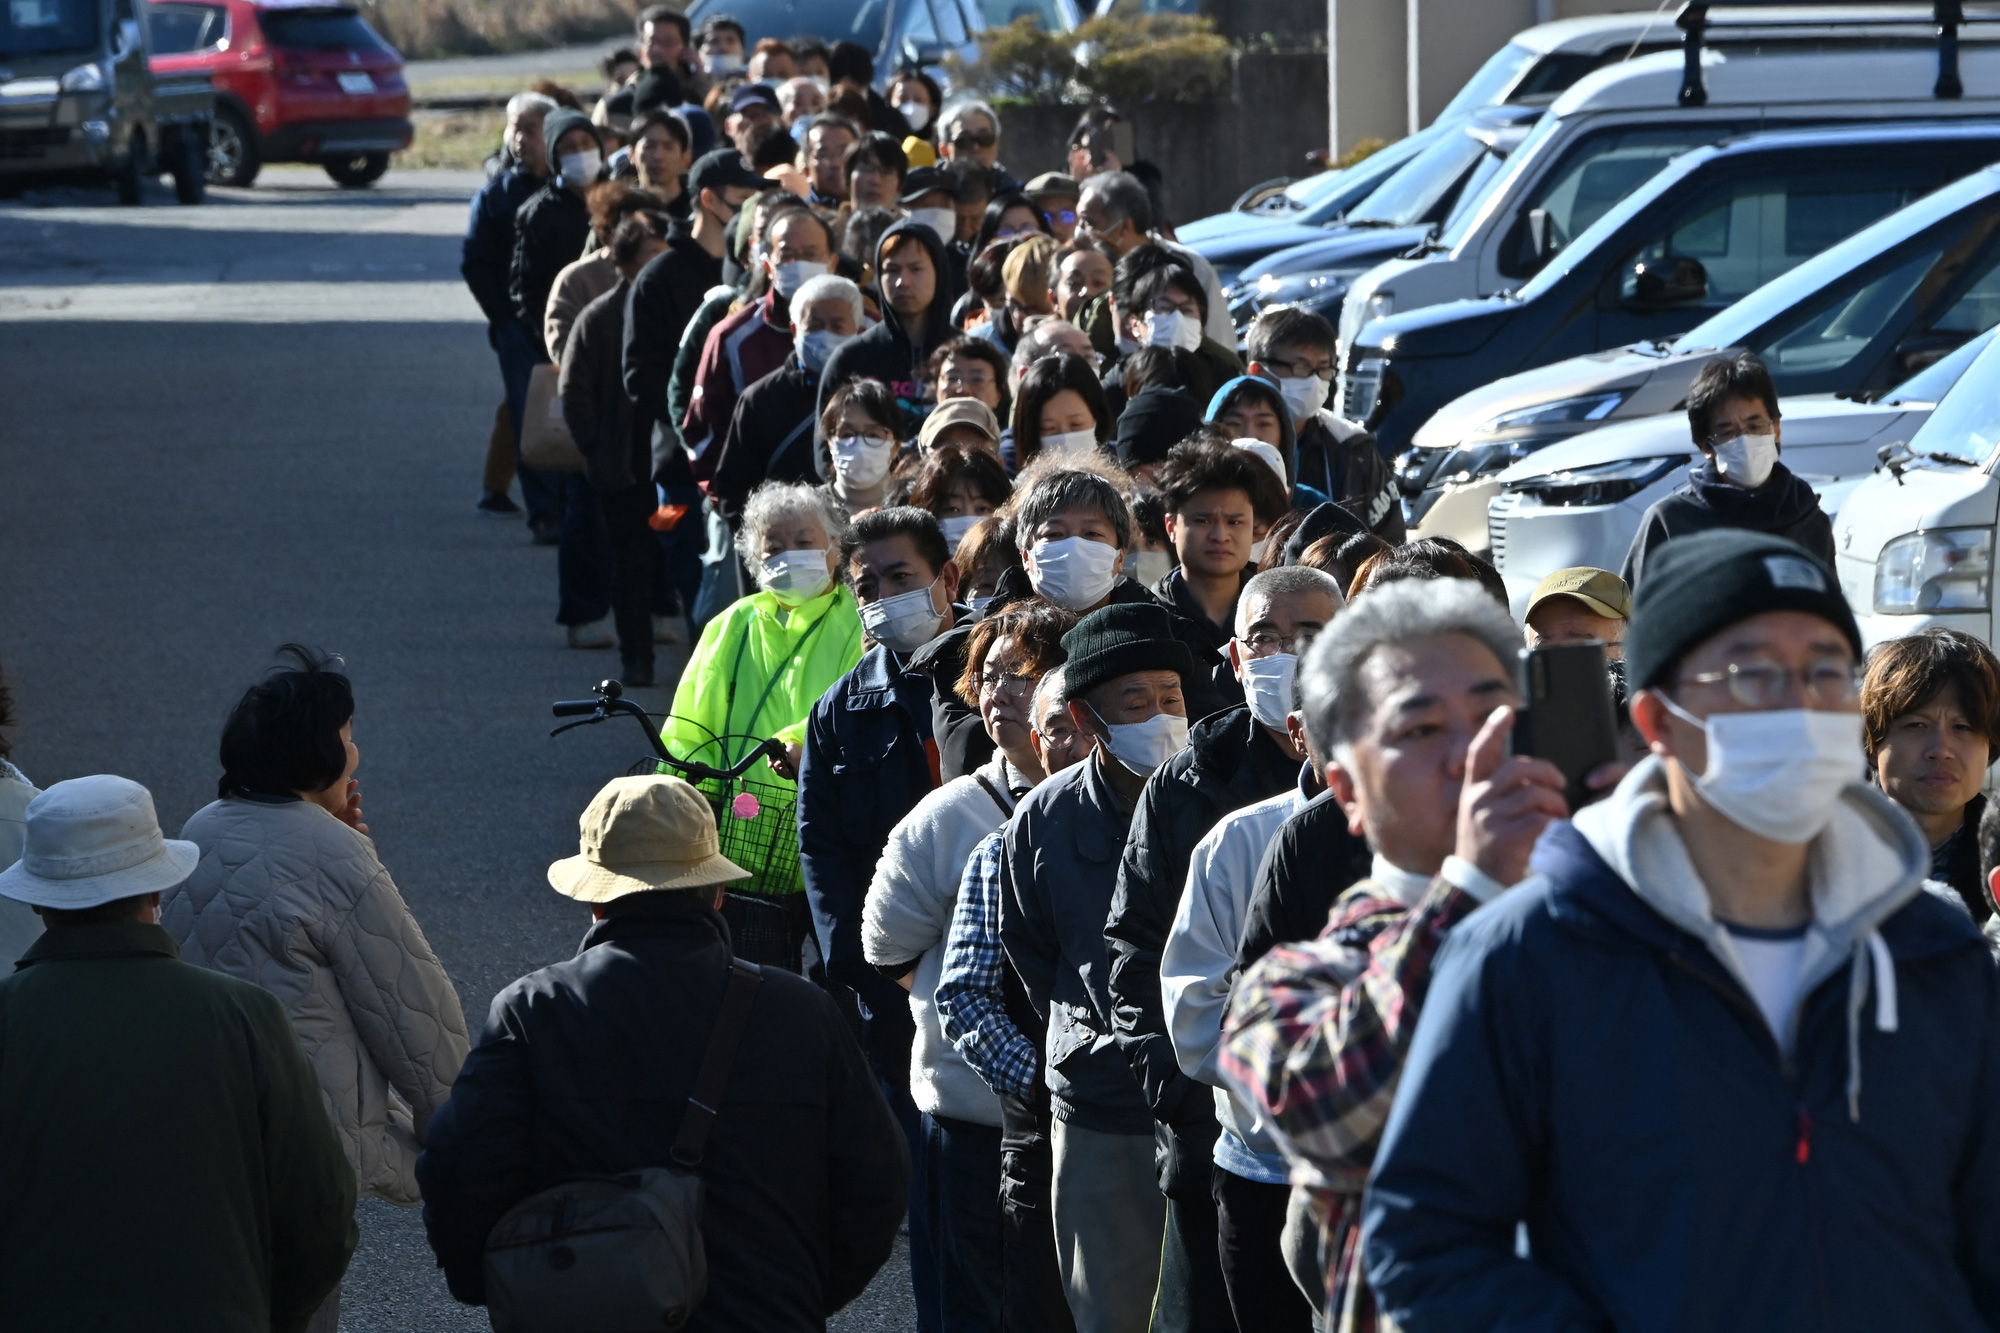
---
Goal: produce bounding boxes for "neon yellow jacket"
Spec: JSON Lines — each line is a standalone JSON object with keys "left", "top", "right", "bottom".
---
{"left": 661, "top": 584, "right": 866, "bottom": 773}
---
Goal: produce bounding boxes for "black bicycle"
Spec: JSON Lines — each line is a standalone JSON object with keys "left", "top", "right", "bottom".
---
{"left": 553, "top": 679, "right": 809, "bottom": 969}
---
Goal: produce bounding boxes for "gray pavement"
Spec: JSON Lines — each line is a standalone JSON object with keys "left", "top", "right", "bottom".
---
{"left": 0, "top": 164, "right": 914, "bottom": 1332}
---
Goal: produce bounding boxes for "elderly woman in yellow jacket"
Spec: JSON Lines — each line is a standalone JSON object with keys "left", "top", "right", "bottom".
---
{"left": 661, "top": 480, "right": 863, "bottom": 964}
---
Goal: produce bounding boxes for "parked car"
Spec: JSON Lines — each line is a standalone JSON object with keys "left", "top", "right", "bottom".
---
{"left": 148, "top": 0, "right": 410, "bottom": 188}
{"left": 0, "top": 0, "right": 211, "bottom": 203}
{"left": 1486, "top": 328, "right": 1994, "bottom": 614}
{"left": 1339, "top": 30, "right": 2000, "bottom": 393}
{"left": 687, "top": 0, "right": 1082, "bottom": 90}
{"left": 1406, "top": 156, "right": 2000, "bottom": 545}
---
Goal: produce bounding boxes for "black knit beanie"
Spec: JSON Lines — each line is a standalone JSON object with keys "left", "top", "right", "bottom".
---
{"left": 1060, "top": 602, "right": 1197, "bottom": 701}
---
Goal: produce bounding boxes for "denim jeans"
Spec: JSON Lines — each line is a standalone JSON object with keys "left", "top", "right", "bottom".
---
{"left": 493, "top": 318, "right": 562, "bottom": 526}
{"left": 556, "top": 473, "right": 613, "bottom": 628}
{"left": 883, "top": 1078, "right": 942, "bottom": 1333}
{"left": 654, "top": 483, "right": 706, "bottom": 625}
{"left": 922, "top": 1112, "right": 1004, "bottom": 1333}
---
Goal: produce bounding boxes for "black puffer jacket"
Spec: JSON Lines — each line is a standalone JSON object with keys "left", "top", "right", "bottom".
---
{"left": 418, "top": 893, "right": 909, "bottom": 1331}
{"left": 510, "top": 180, "right": 592, "bottom": 330}
{"left": 1104, "top": 705, "right": 1296, "bottom": 1193}
{"left": 818, "top": 219, "right": 956, "bottom": 421}
{"left": 1623, "top": 458, "right": 1836, "bottom": 587}
{"left": 1233, "top": 787, "right": 1374, "bottom": 971}
{"left": 711, "top": 356, "right": 822, "bottom": 524}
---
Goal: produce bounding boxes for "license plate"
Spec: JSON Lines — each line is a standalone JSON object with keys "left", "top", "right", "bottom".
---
{"left": 337, "top": 71, "right": 375, "bottom": 94}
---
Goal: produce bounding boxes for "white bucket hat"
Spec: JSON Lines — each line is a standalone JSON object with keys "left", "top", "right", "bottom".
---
{"left": 0, "top": 775, "right": 199, "bottom": 909}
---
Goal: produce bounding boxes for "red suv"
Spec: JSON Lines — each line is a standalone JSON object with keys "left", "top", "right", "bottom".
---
{"left": 148, "top": 0, "right": 410, "bottom": 187}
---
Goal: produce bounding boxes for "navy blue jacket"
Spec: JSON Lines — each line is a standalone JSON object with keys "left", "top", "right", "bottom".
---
{"left": 798, "top": 642, "right": 937, "bottom": 1082}
{"left": 1362, "top": 820, "right": 2000, "bottom": 1333}
{"left": 461, "top": 165, "right": 543, "bottom": 331}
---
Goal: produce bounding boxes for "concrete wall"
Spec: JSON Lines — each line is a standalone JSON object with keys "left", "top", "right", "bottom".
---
{"left": 996, "top": 51, "right": 1329, "bottom": 224}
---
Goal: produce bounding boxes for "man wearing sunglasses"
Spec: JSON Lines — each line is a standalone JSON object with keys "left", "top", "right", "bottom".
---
{"left": 1026, "top": 172, "right": 1081, "bottom": 244}
{"left": 938, "top": 99, "right": 1023, "bottom": 197}
{"left": 1362, "top": 528, "right": 2000, "bottom": 1332}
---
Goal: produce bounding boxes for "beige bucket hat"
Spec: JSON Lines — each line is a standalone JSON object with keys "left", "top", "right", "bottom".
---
{"left": 547, "top": 775, "right": 750, "bottom": 904}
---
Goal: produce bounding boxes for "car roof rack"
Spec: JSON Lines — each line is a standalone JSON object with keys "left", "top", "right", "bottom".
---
{"left": 1676, "top": 2, "right": 2000, "bottom": 106}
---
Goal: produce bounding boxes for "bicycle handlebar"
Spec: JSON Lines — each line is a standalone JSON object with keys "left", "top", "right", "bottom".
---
{"left": 551, "top": 681, "right": 786, "bottom": 782}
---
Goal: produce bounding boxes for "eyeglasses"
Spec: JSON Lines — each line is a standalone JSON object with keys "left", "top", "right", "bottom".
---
{"left": 1701, "top": 417, "right": 1774, "bottom": 448}
{"left": 943, "top": 367, "right": 994, "bottom": 389}
{"left": 1047, "top": 208, "right": 1078, "bottom": 226}
{"left": 1679, "top": 657, "right": 1861, "bottom": 709}
{"left": 978, "top": 670, "right": 1035, "bottom": 697}
{"left": 952, "top": 131, "right": 998, "bottom": 149}
{"left": 1239, "top": 631, "right": 1314, "bottom": 655}
{"left": 1263, "top": 354, "right": 1335, "bottom": 383}
{"left": 838, "top": 426, "right": 897, "bottom": 446}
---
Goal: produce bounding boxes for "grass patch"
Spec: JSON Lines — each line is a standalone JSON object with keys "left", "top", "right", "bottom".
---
{"left": 398, "top": 108, "right": 506, "bottom": 170}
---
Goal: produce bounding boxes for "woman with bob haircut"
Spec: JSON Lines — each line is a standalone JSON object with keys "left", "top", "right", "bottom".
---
{"left": 1011, "top": 350, "right": 1112, "bottom": 466}
{"left": 908, "top": 442, "right": 1013, "bottom": 554}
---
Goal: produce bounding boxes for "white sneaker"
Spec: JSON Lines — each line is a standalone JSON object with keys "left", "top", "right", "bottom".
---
{"left": 566, "top": 619, "right": 615, "bottom": 649}
{"left": 653, "top": 614, "right": 684, "bottom": 645}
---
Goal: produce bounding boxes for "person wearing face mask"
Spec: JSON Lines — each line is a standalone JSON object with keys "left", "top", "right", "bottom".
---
{"left": 660, "top": 481, "right": 863, "bottom": 964}
{"left": 1012, "top": 352, "right": 1111, "bottom": 466}
{"left": 906, "top": 441, "right": 1011, "bottom": 556}
{"left": 694, "top": 14, "right": 745, "bottom": 76}
{"left": 863, "top": 602, "right": 1076, "bottom": 1333}
{"left": 1076, "top": 171, "right": 1231, "bottom": 348}
{"left": 1105, "top": 565, "right": 1341, "bottom": 1333}
{"left": 1623, "top": 351, "right": 1836, "bottom": 588}
{"left": 1346, "top": 531, "right": 2000, "bottom": 1333}
{"left": 819, "top": 218, "right": 957, "bottom": 423}
{"left": 999, "top": 602, "right": 1194, "bottom": 1333}
{"left": 1245, "top": 307, "right": 1402, "bottom": 542}
{"left": 711, "top": 273, "right": 864, "bottom": 524}
{"left": 814, "top": 378, "right": 906, "bottom": 515}
{"left": 511, "top": 110, "right": 605, "bottom": 349}
{"left": 1092, "top": 251, "right": 1242, "bottom": 418}
{"left": 682, "top": 206, "right": 835, "bottom": 461}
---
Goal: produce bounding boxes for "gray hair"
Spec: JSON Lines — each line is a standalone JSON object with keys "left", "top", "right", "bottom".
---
{"left": 506, "top": 92, "right": 558, "bottom": 123}
{"left": 1300, "top": 577, "right": 1520, "bottom": 761}
{"left": 735, "top": 480, "right": 845, "bottom": 566}
{"left": 1010, "top": 318, "right": 1088, "bottom": 377}
{"left": 1080, "top": 170, "right": 1152, "bottom": 234}
{"left": 1238, "top": 565, "right": 1344, "bottom": 636}
{"left": 789, "top": 273, "right": 864, "bottom": 329}
{"left": 1032, "top": 665, "right": 1068, "bottom": 724}
{"left": 940, "top": 98, "right": 1000, "bottom": 142}
{"left": 1013, "top": 468, "right": 1132, "bottom": 554}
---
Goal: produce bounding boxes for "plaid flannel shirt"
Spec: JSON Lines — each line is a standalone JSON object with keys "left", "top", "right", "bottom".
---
{"left": 935, "top": 828, "right": 1038, "bottom": 1100}
{"left": 1219, "top": 872, "right": 1482, "bottom": 1333}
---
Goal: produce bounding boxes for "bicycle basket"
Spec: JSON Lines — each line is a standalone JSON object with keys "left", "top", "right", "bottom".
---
{"left": 696, "top": 772, "right": 801, "bottom": 898}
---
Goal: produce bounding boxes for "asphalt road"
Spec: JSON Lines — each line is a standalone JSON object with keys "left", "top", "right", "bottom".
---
{"left": 0, "top": 164, "right": 914, "bottom": 1332}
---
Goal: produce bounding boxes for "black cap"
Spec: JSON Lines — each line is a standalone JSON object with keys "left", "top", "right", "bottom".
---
{"left": 1060, "top": 603, "right": 1196, "bottom": 701}
{"left": 899, "top": 164, "right": 952, "bottom": 204}
{"left": 1624, "top": 529, "right": 1862, "bottom": 690}
{"left": 541, "top": 108, "right": 601, "bottom": 158}
{"left": 1114, "top": 387, "right": 1203, "bottom": 474}
{"left": 688, "top": 148, "right": 765, "bottom": 196}
{"left": 729, "top": 81, "right": 780, "bottom": 113}
{"left": 1281, "top": 501, "right": 1367, "bottom": 566}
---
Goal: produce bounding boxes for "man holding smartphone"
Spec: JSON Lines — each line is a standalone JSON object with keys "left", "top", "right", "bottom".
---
{"left": 1362, "top": 530, "right": 2000, "bottom": 1331}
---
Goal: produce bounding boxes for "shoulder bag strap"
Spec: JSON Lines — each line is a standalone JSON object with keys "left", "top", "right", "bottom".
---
{"left": 972, "top": 773, "right": 1013, "bottom": 821}
{"left": 670, "top": 957, "right": 765, "bottom": 1168}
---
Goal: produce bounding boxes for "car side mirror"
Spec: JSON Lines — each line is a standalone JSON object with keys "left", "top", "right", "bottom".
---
{"left": 1517, "top": 207, "right": 1559, "bottom": 275}
{"left": 1623, "top": 254, "right": 1707, "bottom": 311}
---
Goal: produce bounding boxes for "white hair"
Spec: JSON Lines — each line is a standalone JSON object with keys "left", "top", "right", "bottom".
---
{"left": 1237, "top": 565, "right": 1344, "bottom": 636}
{"left": 1033, "top": 665, "right": 1068, "bottom": 724}
{"left": 789, "top": 273, "right": 864, "bottom": 330}
{"left": 777, "top": 77, "right": 822, "bottom": 116}
{"left": 735, "top": 480, "right": 845, "bottom": 566}
{"left": 1010, "top": 318, "right": 1088, "bottom": 377}
{"left": 941, "top": 98, "right": 1000, "bottom": 142}
{"left": 506, "top": 92, "right": 558, "bottom": 123}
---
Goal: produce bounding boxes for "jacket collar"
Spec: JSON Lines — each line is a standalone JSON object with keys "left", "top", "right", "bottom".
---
{"left": 843, "top": 640, "right": 927, "bottom": 710}
{"left": 17, "top": 921, "right": 179, "bottom": 969}
{"left": 579, "top": 891, "right": 732, "bottom": 954}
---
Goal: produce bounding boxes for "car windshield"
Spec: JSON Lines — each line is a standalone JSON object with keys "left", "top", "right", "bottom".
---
{"left": 1884, "top": 325, "right": 1997, "bottom": 403}
{"left": 1295, "top": 128, "right": 1439, "bottom": 225}
{"left": 975, "top": 0, "right": 1061, "bottom": 30}
{"left": 1345, "top": 125, "right": 1491, "bottom": 227}
{"left": 1435, "top": 41, "right": 1539, "bottom": 121}
{"left": 258, "top": 6, "right": 390, "bottom": 50}
{"left": 688, "top": 0, "right": 886, "bottom": 53}
{"left": 1903, "top": 331, "right": 2000, "bottom": 464}
{"left": 1, "top": 0, "right": 98, "bottom": 57}
{"left": 1268, "top": 170, "right": 1351, "bottom": 212}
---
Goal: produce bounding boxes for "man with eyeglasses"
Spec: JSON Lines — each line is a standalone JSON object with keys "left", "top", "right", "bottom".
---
{"left": 1026, "top": 172, "right": 1081, "bottom": 244}
{"left": 1356, "top": 529, "right": 2000, "bottom": 1332}
{"left": 1245, "top": 307, "right": 1402, "bottom": 542}
{"left": 937, "top": 99, "right": 1022, "bottom": 196}
{"left": 1106, "top": 564, "right": 1343, "bottom": 1333}
{"left": 1623, "top": 350, "right": 1836, "bottom": 587}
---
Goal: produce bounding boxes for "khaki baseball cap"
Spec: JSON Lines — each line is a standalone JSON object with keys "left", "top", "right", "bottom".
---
{"left": 547, "top": 776, "right": 748, "bottom": 904}
{"left": 919, "top": 397, "right": 1001, "bottom": 451}
{"left": 1526, "top": 567, "right": 1632, "bottom": 622}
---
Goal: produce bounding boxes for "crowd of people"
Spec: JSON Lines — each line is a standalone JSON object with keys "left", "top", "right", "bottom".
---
{"left": 11, "top": 14, "right": 2000, "bottom": 1333}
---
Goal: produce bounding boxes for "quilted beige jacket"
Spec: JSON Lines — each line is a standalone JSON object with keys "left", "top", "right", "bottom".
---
{"left": 165, "top": 796, "right": 469, "bottom": 1206}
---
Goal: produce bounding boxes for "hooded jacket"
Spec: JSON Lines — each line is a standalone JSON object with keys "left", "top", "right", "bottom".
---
{"left": 510, "top": 178, "right": 593, "bottom": 332}
{"left": 1149, "top": 565, "right": 1249, "bottom": 712}
{"left": 1294, "top": 411, "right": 1404, "bottom": 542}
{"left": 1623, "top": 458, "right": 1837, "bottom": 587}
{"left": 817, "top": 219, "right": 956, "bottom": 420}
{"left": 1361, "top": 758, "right": 2000, "bottom": 1333}
{"left": 1206, "top": 376, "right": 1338, "bottom": 513}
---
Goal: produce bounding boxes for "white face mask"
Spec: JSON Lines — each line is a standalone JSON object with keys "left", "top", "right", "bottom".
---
{"left": 1276, "top": 372, "right": 1330, "bottom": 422}
{"left": 1656, "top": 694, "right": 1863, "bottom": 844}
{"left": 898, "top": 101, "right": 931, "bottom": 132}
{"left": 558, "top": 148, "right": 601, "bottom": 189}
{"left": 1712, "top": 432, "right": 1778, "bottom": 489}
{"left": 906, "top": 207, "right": 957, "bottom": 245}
{"left": 759, "top": 548, "right": 832, "bottom": 602}
{"left": 771, "top": 258, "right": 829, "bottom": 300}
{"left": 704, "top": 51, "right": 743, "bottom": 74}
{"left": 797, "top": 328, "right": 850, "bottom": 374}
{"left": 861, "top": 580, "right": 945, "bottom": 652}
{"left": 1128, "top": 550, "right": 1173, "bottom": 588}
{"left": 966, "top": 594, "right": 996, "bottom": 616}
{"left": 1027, "top": 536, "right": 1120, "bottom": 611}
{"left": 1091, "top": 706, "right": 1190, "bottom": 776}
{"left": 939, "top": 514, "right": 982, "bottom": 552}
{"left": 831, "top": 434, "right": 894, "bottom": 488}
{"left": 1042, "top": 427, "right": 1098, "bottom": 456}
{"left": 1144, "top": 310, "right": 1202, "bottom": 353}
{"left": 1240, "top": 652, "right": 1296, "bottom": 730}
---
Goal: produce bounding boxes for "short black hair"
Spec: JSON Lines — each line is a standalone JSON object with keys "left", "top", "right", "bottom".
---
{"left": 839, "top": 205, "right": 901, "bottom": 268}
{"left": 217, "top": 645, "right": 354, "bottom": 801}
{"left": 1013, "top": 351, "right": 1112, "bottom": 463}
{"left": 602, "top": 46, "right": 640, "bottom": 77}
{"left": 696, "top": 14, "right": 745, "bottom": 46}
{"left": 1110, "top": 243, "right": 1175, "bottom": 320}
{"left": 1128, "top": 261, "right": 1206, "bottom": 325}
{"left": 844, "top": 130, "right": 907, "bottom": 184}
{"left": 791, "top": 36, "right": 830, "bottom": 66}
{"left": 1686, "top": 350, "right": 1780, "bottom": 447}
{"left": 1120, "top": 346, "right": 1186, "bottom": 396}
{"left": 927, "top": 335, "right": 1013, "bottom": 420}
{"left": 840, "top": 506, "right": 950, "bottom": 583}
{"left": 635, "top": 5, "right": 689, "bottom": 41}
{"left": 1247, "top": 305, "right": 1335, "bottom": 363}
{"left": 827, "top": 39, "right": 874, "bottom": 84}
{"left": 634, "top": 107, "right": 692, "bottom": 152}
{"left": 949, "top": 158, "right": 993, "bottom": 205}
{"left": 1155, "top": 440, "right": 1288, "bottom": 525}
{"left": 1128, "top": 487, "right": 1169, "bottom": 547}
{"left": 749, "top": 123, "right": 797, "bottom": 171}
{"left": 610, "top": 212, "right": 670, "bottom": 267}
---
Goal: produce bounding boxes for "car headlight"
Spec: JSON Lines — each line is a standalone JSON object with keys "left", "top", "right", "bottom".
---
{"left": 1435, "top": 436, "right": 1572, "bottom": 484}
{"left": 1510, "top": 455, "right": 1685, "bottom": 508}
{"left": 1874, "top": 528, "right": 1994, "bottom": 613}
{"left": 60, "top": 61, "right": 105, "bottom": 92}
{"left": 1342, "top": 352, "right": 1384, "bottom": 421}
{"left": 1479, "top": 390, "right": 1626, "bottom": 434}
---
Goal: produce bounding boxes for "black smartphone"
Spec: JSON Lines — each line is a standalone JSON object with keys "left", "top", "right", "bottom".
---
{"left": 1513, "top": 642, "right": 1620, "bottom": 812}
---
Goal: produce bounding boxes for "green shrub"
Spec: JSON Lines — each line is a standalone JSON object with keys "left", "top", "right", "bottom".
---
{"left": 944, "top": 15, "right": 1077, "bottom": 103}
{"left": 950, "top": 11, "right": 1232, "bottom": 106}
